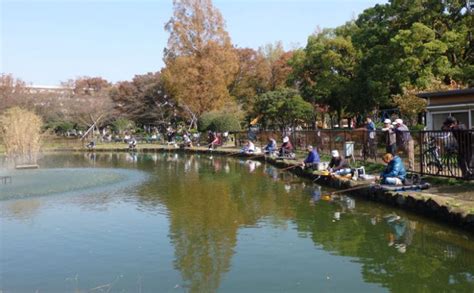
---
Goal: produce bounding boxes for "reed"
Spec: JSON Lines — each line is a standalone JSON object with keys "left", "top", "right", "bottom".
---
{"left": 0, "top": 107, "right": 43, "bottom": 165}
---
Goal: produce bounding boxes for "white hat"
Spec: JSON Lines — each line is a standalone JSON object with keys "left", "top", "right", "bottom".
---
{"left": 395, "top": 118, "right": 403, "bottom": 125}
{"left": 331, "top": 150, "right": 339, "bottom": 157}
{"left": 384, "top": 119, "right": 391, "bottom": 124}
{"left": 283, "top": 136, "right": 289, "bottom": 143}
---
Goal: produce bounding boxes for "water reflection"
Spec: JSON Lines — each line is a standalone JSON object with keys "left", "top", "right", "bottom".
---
{"left": 1, "top": 152, "right": 473, "bottom": 292}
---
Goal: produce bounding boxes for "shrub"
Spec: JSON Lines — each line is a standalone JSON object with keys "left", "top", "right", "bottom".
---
{"left": 112, "top": 118, "right": 135, "bottom": 134}
{"left": 209, "top": 114, "right": 241, "bottom": 132}
{"left": 199, "top": 112, "right": 241, "bottom": 132}
{"left": 0, "top": 107, "right": 43, "bottom": 165}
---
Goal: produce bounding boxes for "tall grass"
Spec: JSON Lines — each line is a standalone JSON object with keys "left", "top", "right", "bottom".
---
{"left": 0, "top": 107, "right": 42, "bottom": 165}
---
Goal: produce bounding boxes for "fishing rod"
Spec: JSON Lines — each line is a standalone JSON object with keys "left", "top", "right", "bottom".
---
{"left": 324, "top": 184, "right": 373, "bottom": 196}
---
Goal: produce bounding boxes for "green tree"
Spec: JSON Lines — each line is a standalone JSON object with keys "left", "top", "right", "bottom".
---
{"left": 351, "top": 0, "right": 473, "bottom": 112}
{"left": 289, "top": 24, "right": 359, "bottom": 121}
{"left": 252, "top": 88, "right": 313, "bottom": 130}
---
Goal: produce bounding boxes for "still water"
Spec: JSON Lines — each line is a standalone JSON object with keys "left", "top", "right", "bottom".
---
{"left": 0, "top": 152, "right": 473, "bottom": 292}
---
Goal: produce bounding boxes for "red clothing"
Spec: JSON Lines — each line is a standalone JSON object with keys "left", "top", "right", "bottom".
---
{"left": 281, "top": 141, "right": 293, "bottom": 151}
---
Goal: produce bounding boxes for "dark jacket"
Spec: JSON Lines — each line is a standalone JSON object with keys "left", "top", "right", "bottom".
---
{"left": 380, "top": 156, "right": 407, "bottom": 181}
{"left": 394, "top": 124, "right": 413, "bottom": 147}
{"left": 329, "top": 157, "right": 349, "bottom": 171}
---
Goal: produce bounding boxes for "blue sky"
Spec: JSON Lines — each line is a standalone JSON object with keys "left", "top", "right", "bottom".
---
{"left": 1, "top": 0, "right": 385, "bottom": 85}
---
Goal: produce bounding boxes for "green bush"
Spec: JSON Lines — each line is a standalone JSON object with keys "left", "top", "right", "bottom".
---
{"left": 409, "top": 124, "right": 426, "bottom": 131}
{"left": 112, "top": 118, "right": 135, "bottom": 133}
{"left": 198, "top": 112, "right": 218, "bottom": 132}
{"left": 210, "top": 114, "right": 241, "bottom": 132}
{"left": 198, "top": 112, "right": 241, "bottom": 132}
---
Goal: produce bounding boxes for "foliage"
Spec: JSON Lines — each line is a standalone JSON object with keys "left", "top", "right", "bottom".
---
{"left": 0, "top": 74, "right": 29, "bottom": 113}
{"left": 60, "top": 77, "right": 114, "bottom": 128}
{"left": 252, "top": 88, "right": 313, "bottom": 130}
{"left": 162, "top": 0, "right": 239, "bottom": 121}
{"left": 210, "top": 114, "right": 241, "bottom": 132}
{"left": 289, "top": 23, "right": 359, "bottom": 119}
{"left": 259, "top": 41, "right": 294, "bottom": 91}
{"left": 110, "top": 72, "right": 172, "bottom": 125}
{"left": 229, "top": 48, "right": 269, "bottom": 111}
{"left": 45, "top": 120, "right": 75, "bottom": 134}
{"left": 198, "top": 111, "right": 241, "bottom": 132}
{"left": 351, "top": 0, "right": 473, "bottom": 111}
{"left": 392, "top": 86, "right": 428, "bottom": 126}
{"left": 0, "top": 107, "right": 43, "bottom": 165}
{"left": 112, "top": 118, "right": 135, "bottom": 134}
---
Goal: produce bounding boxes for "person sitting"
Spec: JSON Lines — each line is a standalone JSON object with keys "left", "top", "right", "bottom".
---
{"left": 279, "top": 136, "right": 294, "bottom": 157}
{"left": 380, "top": 153, "right": 407, "bottom": 185}
{"left": 128, "top": 137, "right": 137, "bottom": 150}
{"left": 149, "top": 133, "right": 158, "bottom": 143}
{"left": 86, "top": 140, "right": 96, "bottom": 150}
{"left": 301, "top": 145, "right": 320, "bottom": 170}
{"left": 264, "top": 138, "right": 277, "bottom": 155}
{"left": 328, "top": 150, "right": 351, "bottom": 175}
{"left": 182, "top": 132, "right": 193, "bottom": 148}
{"left": 123, "top": 133, "right": 131, "bottom": 143}
{"left": 240, "top": 140, "right": 255, "bottom": 154}
{"left": 167, "top": 128, "right": 176, "bottom": 144}
{"left": 209, "top": 132, "right": 221, "bottom": 150}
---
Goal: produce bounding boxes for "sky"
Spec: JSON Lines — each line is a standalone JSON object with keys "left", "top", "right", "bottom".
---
{"left": 1, "top": 0, "right": 386, "bottom": 85}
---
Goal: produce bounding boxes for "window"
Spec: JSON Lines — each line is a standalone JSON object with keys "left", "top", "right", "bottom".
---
{"left": 432, "top": 111, "right": 469, "bottom": 130}
{"left": 471, "top": 110, "right": 474, "bottom": 129}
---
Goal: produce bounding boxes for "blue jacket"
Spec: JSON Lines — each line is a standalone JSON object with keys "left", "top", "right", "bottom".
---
{"left": 366, "top": 121, "right": 376, "bottom": 132}
{"left": 304, "top": 150, "right": 320, "bottom": 164}
{"left": 264, "top": 140, "right": 276, "bottom": 152}
{"left": 380, "top": 156, "right": 407, "bottom": 181}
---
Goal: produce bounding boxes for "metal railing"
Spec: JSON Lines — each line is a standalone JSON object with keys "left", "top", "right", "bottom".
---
{"left": 419, "top": 130, "right": 473, "bottom": 179}
{"left": 232, "top": 129, "right": 473, "bottom": 179}
{"left": 75, "top": 128, "right": 473, "bottom": 179}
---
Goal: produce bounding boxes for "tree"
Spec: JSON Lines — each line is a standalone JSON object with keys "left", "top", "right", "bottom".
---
{"left": 0, "top": 74, "right": 29, "bottom": 113}
{"left": 289, "top": 24, "right": 359, "bottom": 121}
{"left": 351, "top": 0, "right": 474, "bottom": 112}
{"left": 110, "top": 72, "right": 173, "bottom": 126}
{"left": 162, "top": 0, "right": 239, "bottom": 124}
{"left": 228, "top": 48, "right": 269, "bottom": 111}
{"left": 252, "top": 88, "right": 313, "bottom": 130}
{"left": 392, "top": 86, "right": 427, "bottom": 126}
{"left": 259, "top": 41, "right": 294, "bottom": 91}
{"left": 61, "top": 77, "right": 114, "bottom": 130}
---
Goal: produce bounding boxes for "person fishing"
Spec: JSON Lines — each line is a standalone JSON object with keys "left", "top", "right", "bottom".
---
{"left": 128, "top": 137, "right": 137, "bottom": 150}
{"left": 182, "top": 132, "right": 193, "bottom": 148}
{"left": 328, "top": 150, "right": 351, "bottom": 175}
{"left": 300, "top": 145, "right": 320, "bottom": 170}
{"left": 279, "top": 136, "right": 294, "bottom": 157}
{"left": 240, "top": 140, "right": 255, "bottom": 154}
{"left": 86, "top": 140, "right": 96, "bottom": 150}
{"left": 264, "top": 138, "right": 277, "bottom": 155}
{"left": 379, "top": 153, "right": 407, "bottom": 185}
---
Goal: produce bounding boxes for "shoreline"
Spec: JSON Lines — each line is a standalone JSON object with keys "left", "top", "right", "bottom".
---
{"left": 11, "top": 145, "right": 474, "bottom": 233}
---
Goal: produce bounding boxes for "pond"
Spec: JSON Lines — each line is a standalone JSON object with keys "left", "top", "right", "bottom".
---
{"left": 1, "top": 152, "right": 473, "bottom": 292}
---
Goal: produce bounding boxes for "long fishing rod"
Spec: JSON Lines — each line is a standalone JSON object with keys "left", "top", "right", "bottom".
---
{"left": 325, "top": 184, "right": 373, "bottom": 196}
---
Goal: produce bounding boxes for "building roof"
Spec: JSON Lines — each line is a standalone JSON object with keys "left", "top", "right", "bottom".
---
{"left": 417, "top": 88, "right": 474, "bottom": 99}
